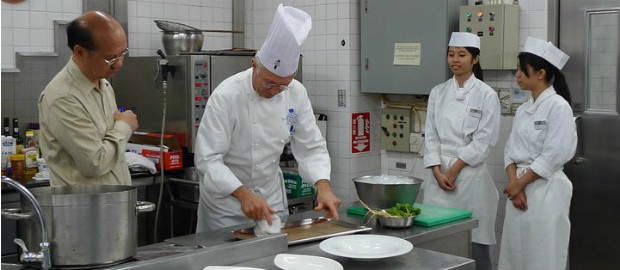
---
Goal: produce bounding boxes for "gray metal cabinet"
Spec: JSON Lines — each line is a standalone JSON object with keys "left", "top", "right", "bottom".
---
{"left": 360, "top": 0, "right": 466, "bottom": 94}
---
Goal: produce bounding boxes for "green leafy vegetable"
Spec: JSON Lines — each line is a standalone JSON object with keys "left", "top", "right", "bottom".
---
{"left": 386, "top": 203, "right": 422, "bottom": 217}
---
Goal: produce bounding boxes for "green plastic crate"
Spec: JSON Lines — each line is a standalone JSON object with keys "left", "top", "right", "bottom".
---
{"left": 283, "top": 170, "right": 315, "bottom": 198}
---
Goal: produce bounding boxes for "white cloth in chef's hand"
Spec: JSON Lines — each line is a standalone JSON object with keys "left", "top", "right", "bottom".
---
{"left": 254, "top": 214, "right": 282, "bottom": 236}
{"left": 124, "top": 152, "right": 157, "bottom": 174}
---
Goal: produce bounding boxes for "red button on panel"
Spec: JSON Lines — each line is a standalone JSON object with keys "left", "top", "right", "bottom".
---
{"left": 195, "top": 83, "right": 202, "bottom": 87}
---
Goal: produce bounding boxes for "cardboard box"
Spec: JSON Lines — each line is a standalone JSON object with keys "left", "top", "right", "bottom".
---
{"left": 128, "top": 132, "right": 183, "bottom": 170}
{"left": 283, "top": 170, "right": 316, "bottom": 198}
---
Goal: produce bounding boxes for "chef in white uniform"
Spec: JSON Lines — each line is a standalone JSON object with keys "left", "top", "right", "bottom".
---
{"left": 499, "top": 37, "right": 576, "bottom": 270}
{"left": 194, "top": 4, "right": 341, "bottom": 232}
{"left": 423, "top": 32, "right": 500, "bottom": 270}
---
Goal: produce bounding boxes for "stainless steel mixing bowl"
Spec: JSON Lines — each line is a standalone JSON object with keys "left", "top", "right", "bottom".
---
{"left": 161, "top": 30, "right": 204, "bottom": 55}
{"left": 377, "top": 215, "right": 415, "bottom": 228}
{"left": 353, "top": 175, "right": 423, "bottom": 209}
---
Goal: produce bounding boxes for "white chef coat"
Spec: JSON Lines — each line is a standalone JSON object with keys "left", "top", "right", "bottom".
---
{"left": 194, "top": 68, "right": 331, "bottom": 232}
{"left": 423, "top": 74, "right": 500, "bottom": 245}
{"left": 498, "top": 87, "right": 576, "bottom": 270}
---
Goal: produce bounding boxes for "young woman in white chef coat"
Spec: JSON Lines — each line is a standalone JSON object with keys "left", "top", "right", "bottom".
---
{"left": 498, "top": 37, "right": 577, "bottom": 270}
{"left": 423, "top": 32, "right": 500, "bottom": 270}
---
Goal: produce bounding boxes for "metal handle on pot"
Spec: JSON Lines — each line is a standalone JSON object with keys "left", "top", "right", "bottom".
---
{"left": 136, "top": 201, "right": 156, "bottom": 213}
{"left": 1, "top": 208, "right": 34, "bottom": 220}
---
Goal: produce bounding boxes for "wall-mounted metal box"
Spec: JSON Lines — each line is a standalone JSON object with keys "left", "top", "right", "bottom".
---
{"left": 460, "top": 4, "right": 519, "bottom": 70}
{"left": 360, "top": 0, "right": 466, "bottom": 94}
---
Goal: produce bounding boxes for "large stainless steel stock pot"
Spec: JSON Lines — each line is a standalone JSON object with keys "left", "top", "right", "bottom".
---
{"left": 2, "top": 185, "right": 155, "bottom": 268}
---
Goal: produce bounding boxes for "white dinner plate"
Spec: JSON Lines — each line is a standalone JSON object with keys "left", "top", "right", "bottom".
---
{"left": 319, "top": 234, "right": 413, "bottom": 261}
{"left": 274, "top": 253, "right": 343, "bottom": 270}
{"left": 203, "top": 266, "right": 265, "bottom": 270}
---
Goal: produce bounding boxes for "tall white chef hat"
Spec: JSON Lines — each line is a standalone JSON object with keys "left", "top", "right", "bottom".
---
{"left": 448, "top": 32, "right": 480, "bottom": 49}
{"left": 256, "top": 4, "right": 312, "bottom": 77}
{"left": 522, "top": 36, "right": 570, "bottom": 70}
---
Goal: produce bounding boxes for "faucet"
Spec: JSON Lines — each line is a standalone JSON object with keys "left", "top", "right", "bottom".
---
{"left": 1, "top": 176, "right": 51, "bottom": 270}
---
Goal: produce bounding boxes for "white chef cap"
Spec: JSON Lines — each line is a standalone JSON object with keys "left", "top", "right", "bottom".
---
{"left": 448, "top": 32, "right": 480, "bottom": 49}
{"left": 256, "top": 4, "right": 311, "bottom": 77}
{"left": 522, "top": 36, "right": 570, "bottom": 70}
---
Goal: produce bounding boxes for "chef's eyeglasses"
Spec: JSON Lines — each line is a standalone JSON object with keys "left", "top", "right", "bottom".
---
{"left": 89, "top": 48, "right": 129, "bottom": 67}
{"left": 255, "top": 65, "right": 293, "bottom": 91}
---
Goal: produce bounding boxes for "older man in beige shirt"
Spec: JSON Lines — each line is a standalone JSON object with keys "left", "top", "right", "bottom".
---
{"left": 38, "top": 11, "right": 138, "bottom": 186}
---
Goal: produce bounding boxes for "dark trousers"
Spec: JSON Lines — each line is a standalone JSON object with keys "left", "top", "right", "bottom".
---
{"left": 472, "top": 243, "right": 492, "bottom": 270}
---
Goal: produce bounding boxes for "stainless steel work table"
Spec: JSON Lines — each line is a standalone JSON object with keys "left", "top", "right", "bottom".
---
{"left": 152, "top": 210, "right": 478, "bottom": 270}
{"left": 232, "top": 246, "right": 474, "bottom": 270}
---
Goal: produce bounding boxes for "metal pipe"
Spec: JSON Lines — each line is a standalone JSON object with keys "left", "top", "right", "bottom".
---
{"left": 1, "top": 176, "right": 51, "bottom": 270}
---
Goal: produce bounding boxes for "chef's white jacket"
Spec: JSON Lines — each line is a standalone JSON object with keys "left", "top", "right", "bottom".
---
{"left": 194, "top": 68, "right": 331, "bottom": 232}
{"left": 423, "top": 74, "right": 500, "bottom": 245}
{"left": 499, "top": 87, "right": 576, "bottom": 270}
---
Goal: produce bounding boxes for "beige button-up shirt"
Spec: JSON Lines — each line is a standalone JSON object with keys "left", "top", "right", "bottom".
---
{"left": 38, "top": 57, "right": 132, "bottom": 186}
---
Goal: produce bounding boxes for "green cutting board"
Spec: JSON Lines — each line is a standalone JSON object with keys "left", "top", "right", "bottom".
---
{"left": 346, "top": 204, "right": 472, "bottom": 227}
{"left": 413, "top": 203, "right": 472, "bottom": 227}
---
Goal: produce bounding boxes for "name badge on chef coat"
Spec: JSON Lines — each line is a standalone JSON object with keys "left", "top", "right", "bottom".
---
{"left": 286, "top": 108, "right": 297, "bottom": 135}
{"left": 468, "top": 107, "right": 482, "bottom": 118}
{"left": 534, "top": 120, "right": 547, "bottom": 130}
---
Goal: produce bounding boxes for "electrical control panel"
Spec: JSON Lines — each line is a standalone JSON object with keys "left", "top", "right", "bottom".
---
{"left": 460, "top": 4, "right": 519, "bottom": 69}
{"left": 361, "top": 0, "right": 466, "bottom": 94}
{"left": 380, "top": 108, "right": 412, "bottom": 152}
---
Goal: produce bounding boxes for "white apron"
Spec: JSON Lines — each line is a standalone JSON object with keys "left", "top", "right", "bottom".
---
{"left": 423, "top": 76, "right": 500, "bottom": 245}
{"left": 499, "top": 87, "right": 576, "bottom": 270}
{"left": 498, "top": 166, "right": 572, "bottom": 270}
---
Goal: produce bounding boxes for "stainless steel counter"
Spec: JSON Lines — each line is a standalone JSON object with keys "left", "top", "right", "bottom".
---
{"left": 153, "top": 211, "right": 477, "bottom": 269}
{"left": 107, "top": 234, "right": 288, "bottom": 270}
{"left": 232, "top": 246, "right": 474, "bottom": 270}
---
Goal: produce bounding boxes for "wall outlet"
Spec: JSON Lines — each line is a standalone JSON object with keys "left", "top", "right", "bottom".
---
{"left": 498, "top": 88, "right": 512, "bottom": 114}
{"left": 409, "top": 132, "right": 424, "bottom": 153}
{"left": 395, "top": 162, "right": 407, "bottom": 169}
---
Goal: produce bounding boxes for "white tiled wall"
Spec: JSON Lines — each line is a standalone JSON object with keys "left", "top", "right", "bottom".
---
{"left": 1, "top": 0, "right": 82, "bottom": 68}
{"left": 127, "top": 0, "right": 233, "bottom": 56}
{"left": 0, "top": 0, "right": 233, "bottom": 68}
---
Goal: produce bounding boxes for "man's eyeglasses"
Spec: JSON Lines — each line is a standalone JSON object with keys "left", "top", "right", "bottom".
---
{"left": 256, "top": 67, "right": 292, "bottom": 91}
{"left": 90, "top": 48, "right": 129, "bottom": 67}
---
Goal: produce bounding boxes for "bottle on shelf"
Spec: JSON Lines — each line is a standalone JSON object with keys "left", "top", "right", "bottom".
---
{"left": 23, "top": 130, "right": 39, "bottom": 182}
{"left": 3, "top": 118, "right": 10, "bottom": 136}
{"left": 10, "top": 154, "right": 26, "bottom": 184}
{"left": 12, "top": 118, "right": 23, "bottom": 145}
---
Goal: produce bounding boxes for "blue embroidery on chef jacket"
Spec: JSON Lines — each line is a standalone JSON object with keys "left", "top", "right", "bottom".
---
{"left": 286, "top": 108, "right": 297, "bottom": 135}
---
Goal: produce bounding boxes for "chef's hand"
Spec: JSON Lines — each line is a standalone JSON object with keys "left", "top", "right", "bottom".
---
{"left": 432, "top": 166, "right": 454, "bottom": 191}
{"left": 114, "top": 110, "right": 139, "bottom": 131}
{"left": 503, "top": 179, "right": 523, "bottom": 199}
{"left": 231, "top": 186, "right": 276, "bottom": 225}
{"left": 445, "top": 159, "right": 467, "bottom": 189}
{"left": 510, "top": 191, "right": 528, "bottom": 211}
{"left": 314, "top": 180, "right": 341, "bottom": 220}
{"left": 444, "top": 169, "right": 458, "bottom": 190}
